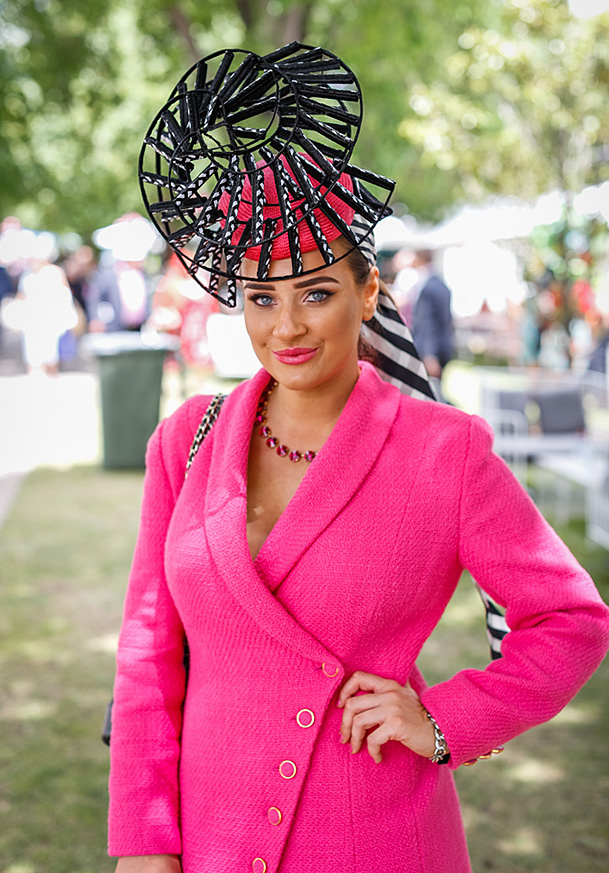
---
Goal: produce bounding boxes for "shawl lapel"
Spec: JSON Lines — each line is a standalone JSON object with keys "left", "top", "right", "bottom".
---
{"left": 204, "top": 362, "right": 400, "bottom": 663}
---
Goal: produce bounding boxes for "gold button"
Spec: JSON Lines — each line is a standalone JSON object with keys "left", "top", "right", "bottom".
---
{"left": 296, "top": 708, "right": 315, "bottom": 728}
{"left": 267, "top": 806, "right": 282, "bottom": 826}
{"left": 279, "top": 759, "right": 297, "bottom": 779}
{"left": 322, "top": 662, "right": 338, "bottom": 677}
{"left": 252, "top": 858, "right": 267, "bottom": 873}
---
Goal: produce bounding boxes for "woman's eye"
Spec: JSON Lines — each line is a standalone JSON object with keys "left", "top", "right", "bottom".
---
{"left": 306, "top": 289, "right": 333, "bottom": 303}
{"left": 250, "top": 294, "right": 274, "bottom": 307}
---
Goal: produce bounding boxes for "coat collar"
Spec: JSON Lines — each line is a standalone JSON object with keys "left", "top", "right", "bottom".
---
{"left": 203, "top": 361, "right": 401, "bottom": 663}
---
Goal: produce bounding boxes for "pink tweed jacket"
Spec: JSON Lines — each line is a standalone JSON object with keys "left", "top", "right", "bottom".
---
{"left": 108, "top": 362, "right": 609, "bottom": 873}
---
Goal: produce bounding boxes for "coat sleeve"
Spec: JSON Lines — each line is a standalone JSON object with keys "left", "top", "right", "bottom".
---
{"left": 420, "top": 414, "right": 609, "bottom": 769}
{"left": 108, "top": 409, "right": 196, "bottom": 856}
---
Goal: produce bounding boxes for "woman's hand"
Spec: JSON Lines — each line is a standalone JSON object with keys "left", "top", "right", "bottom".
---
{"left": 115, "top": 855, "right": 181, "bottom": 873}
{"left": 338, "top": 671, "right": 437, "bottom": 763}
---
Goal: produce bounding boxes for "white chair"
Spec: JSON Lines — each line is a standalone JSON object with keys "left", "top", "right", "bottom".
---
{"left": 586, "top": 443, "right": 609, "bottom": 550}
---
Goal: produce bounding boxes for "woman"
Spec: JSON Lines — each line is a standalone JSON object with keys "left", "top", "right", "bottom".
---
{"left": 108, "top": 45, "right": 609, "bottom": 873}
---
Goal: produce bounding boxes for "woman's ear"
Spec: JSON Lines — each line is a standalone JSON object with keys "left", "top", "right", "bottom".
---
{"left": 362, "top": 266, "right": 380, "bottom": 322}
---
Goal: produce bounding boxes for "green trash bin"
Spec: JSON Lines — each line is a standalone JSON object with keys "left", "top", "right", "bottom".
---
{"left": 85, "top": 332, "right": 179, "bottom": 469}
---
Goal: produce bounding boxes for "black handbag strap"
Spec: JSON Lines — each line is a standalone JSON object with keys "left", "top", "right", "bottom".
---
{"left": 103, "top": 392, "right": 226, "bottom": 747}
{"left": 184, "top": 392, "right": 226, "bottom": 479}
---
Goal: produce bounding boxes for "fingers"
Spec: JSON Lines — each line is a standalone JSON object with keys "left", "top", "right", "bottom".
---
{"left": 340, "top": 700, "right": 394, "bottom": 755}
{"left": 337, "top": 670, "right": 400, "bottom": 708}
{"left": 338, "top": 672, "right": 431, "bottom": 763}
{"left": 366, "top": 724, "right": 395, "bottom": 764}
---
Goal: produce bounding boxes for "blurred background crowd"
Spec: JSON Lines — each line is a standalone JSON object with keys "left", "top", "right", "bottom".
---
{"left": 2, "top": 0, "right": 609, "bottom": 383}
{"left": 0, "top": 194, "right": 607, "bottom": 380}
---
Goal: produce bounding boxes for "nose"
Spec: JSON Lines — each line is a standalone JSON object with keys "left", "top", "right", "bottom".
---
{"left": 272, "top": 302, "right": 306, "bottom": 342}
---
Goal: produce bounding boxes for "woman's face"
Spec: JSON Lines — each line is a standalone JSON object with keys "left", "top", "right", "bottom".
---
{"left": 241, "top": 243, "right": 378, "bottom": 393}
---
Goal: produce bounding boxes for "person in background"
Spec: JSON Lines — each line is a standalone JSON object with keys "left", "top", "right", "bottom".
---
{"left": 7, "top": 258, "right": 77, "bottom": 374}
{"left": 64, "top": 245, "right": 97, "bottom": 324}
{"left": 400, "top": 248, "right": 454, "bottom": 379}
{"left": 148, "top": 252, "right": 220, "bottom": 368}
{"left": 87, "top": 256, "right": 151, "bottom": 333}
{"left": 587, "top": 311, "right": 608, "bottom": 374}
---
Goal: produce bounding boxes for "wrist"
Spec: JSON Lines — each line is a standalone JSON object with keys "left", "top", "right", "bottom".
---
{"left": 424, "top": 710, "right": 450, "bottom": 764}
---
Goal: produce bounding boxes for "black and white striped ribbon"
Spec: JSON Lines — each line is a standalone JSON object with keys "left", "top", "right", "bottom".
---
{"left": 353, "top": 214, "right": 510, "bottom": 656}
{"left": 477, "top": 587, "right": 510, "bottom": 660}
{"left": 352, "top": 215, "right": 436, "bottom": 401}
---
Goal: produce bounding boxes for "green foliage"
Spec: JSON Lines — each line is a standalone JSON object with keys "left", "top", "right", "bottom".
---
{"left": 0, "top": 0, "right": 244, "bottom": 236}
{"left": 0, "top": 0, "right": 488, "bottom": 234}
{"left": 2, "top": 0, "right": 608, "bottom": 234}
{"left": 400, "top": 0, "right": 609, "bottom": 208}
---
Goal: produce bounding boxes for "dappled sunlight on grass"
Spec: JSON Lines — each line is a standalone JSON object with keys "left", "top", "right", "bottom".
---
{"left": 498, "top": 826, "right": 544, "bottom": 857}
{"left": 0, "top": 698, "right": 58, "bottom": 722}
{"left": 0, "top": 466, "right": 141, "bottom": 872}
{"left": 86, "top": 632, "right": 119, "bottom": 654}
{"left": 508, "top": 757, "right": 564, "bottom": 784}
{"left": 433, "top": 593, "right": 482, "bottom": 627}
{"left": 12, "top": 637, "right": 76, "bottom": 667}
{"left": 552, "top": 701, "right": 598, "bottom": 725}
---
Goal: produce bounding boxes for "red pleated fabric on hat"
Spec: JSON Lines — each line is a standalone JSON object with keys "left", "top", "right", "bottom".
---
{"left": 219, "top": 154, "right": 355, "bottom": 263}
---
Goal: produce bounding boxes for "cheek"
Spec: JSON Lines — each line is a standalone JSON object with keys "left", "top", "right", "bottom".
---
{"left": 243, "top": 309, "right": 269, "bottom": 346}
{"left": 322, "top": 297, "right": 364, "bottom": 338}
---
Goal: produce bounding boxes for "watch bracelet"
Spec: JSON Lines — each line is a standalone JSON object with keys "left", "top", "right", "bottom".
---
{"left": 425, "top": 710, "right": 450, "bottom": 764}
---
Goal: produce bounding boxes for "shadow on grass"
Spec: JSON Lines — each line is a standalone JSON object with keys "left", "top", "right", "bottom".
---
{"left": 0, "top": 466, "right": 608, "bottom": 872}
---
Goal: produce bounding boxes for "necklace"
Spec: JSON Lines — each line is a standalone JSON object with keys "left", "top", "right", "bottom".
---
{"left": 255, "top": 381, "right": 317, "bottom": 463}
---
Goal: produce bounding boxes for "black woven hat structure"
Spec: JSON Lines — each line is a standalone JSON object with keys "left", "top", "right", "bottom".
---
{"left": 139, "top": 42, "right": 395, "bottom": 307}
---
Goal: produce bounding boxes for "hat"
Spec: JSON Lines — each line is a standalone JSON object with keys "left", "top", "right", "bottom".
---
{"left": 139, "top": 42, "right": 394, "bottom": 307}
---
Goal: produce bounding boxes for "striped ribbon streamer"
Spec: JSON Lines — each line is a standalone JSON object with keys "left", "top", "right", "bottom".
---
{"left": 354, "top": 213, "right": 511, "bottom": 656}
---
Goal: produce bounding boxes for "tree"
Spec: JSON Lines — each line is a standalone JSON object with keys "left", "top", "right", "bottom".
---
{"left": 399, "top": 0, "right": 609, "bottom": 204}
{"left": 0, "top": 0, "right": 490, "bottom": 236}
{"left": 399, "top": 0, "right": 609, "bottom": 324}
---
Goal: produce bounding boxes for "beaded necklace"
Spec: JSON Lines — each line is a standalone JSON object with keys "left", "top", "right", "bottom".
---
{"left": 255, "top": 381, "right": 317, "bottom": 463}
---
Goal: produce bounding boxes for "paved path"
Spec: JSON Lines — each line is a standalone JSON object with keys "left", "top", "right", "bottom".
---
{"left": 0, "top": 370, "right": 101, "bottom": 526}
{"left": 0, "top": 472, "right": 24, "bottom": 528}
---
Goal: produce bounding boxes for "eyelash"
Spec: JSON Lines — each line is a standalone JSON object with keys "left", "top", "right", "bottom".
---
{"left": 249, "top": 293, "right": 274, "bottom": 307}
{"left": 307, "top": 289, "right": 333, "bottom": 303}
{"left": 248, "top": 289, "right": 334, "bottom": 307}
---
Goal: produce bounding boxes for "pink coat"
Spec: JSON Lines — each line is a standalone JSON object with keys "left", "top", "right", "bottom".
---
{"left": 108, "top": 362, "right": 609, "bottom": 872}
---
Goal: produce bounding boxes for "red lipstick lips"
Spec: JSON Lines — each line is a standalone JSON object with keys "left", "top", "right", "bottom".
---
{"left": 272, "top": 347, "right": 318, "bottom": 365}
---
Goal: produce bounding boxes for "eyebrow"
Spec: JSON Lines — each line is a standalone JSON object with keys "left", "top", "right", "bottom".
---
{"left": 242, "top": 275, "right": 341, "bottom": 291}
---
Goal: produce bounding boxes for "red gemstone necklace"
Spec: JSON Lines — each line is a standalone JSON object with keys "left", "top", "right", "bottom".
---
{"left": 255, "top": 380, "right": 317, "bottom": 463}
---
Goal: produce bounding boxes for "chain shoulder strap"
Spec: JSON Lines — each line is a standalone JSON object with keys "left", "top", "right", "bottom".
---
{"left": 184, "top": 393, "right": 226, "bottom": 479}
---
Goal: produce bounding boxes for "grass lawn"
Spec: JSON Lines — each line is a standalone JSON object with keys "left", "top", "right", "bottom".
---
{"left": 0, "top": 465, "right": 608, "bottom": 873}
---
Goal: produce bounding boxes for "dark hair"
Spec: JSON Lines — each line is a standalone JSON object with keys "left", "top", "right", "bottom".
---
{"left": 338, "top": 248, "right": 377, "bottom": 364}
{"left": 338, "top": 241, "right": 382, "bottom": 364}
